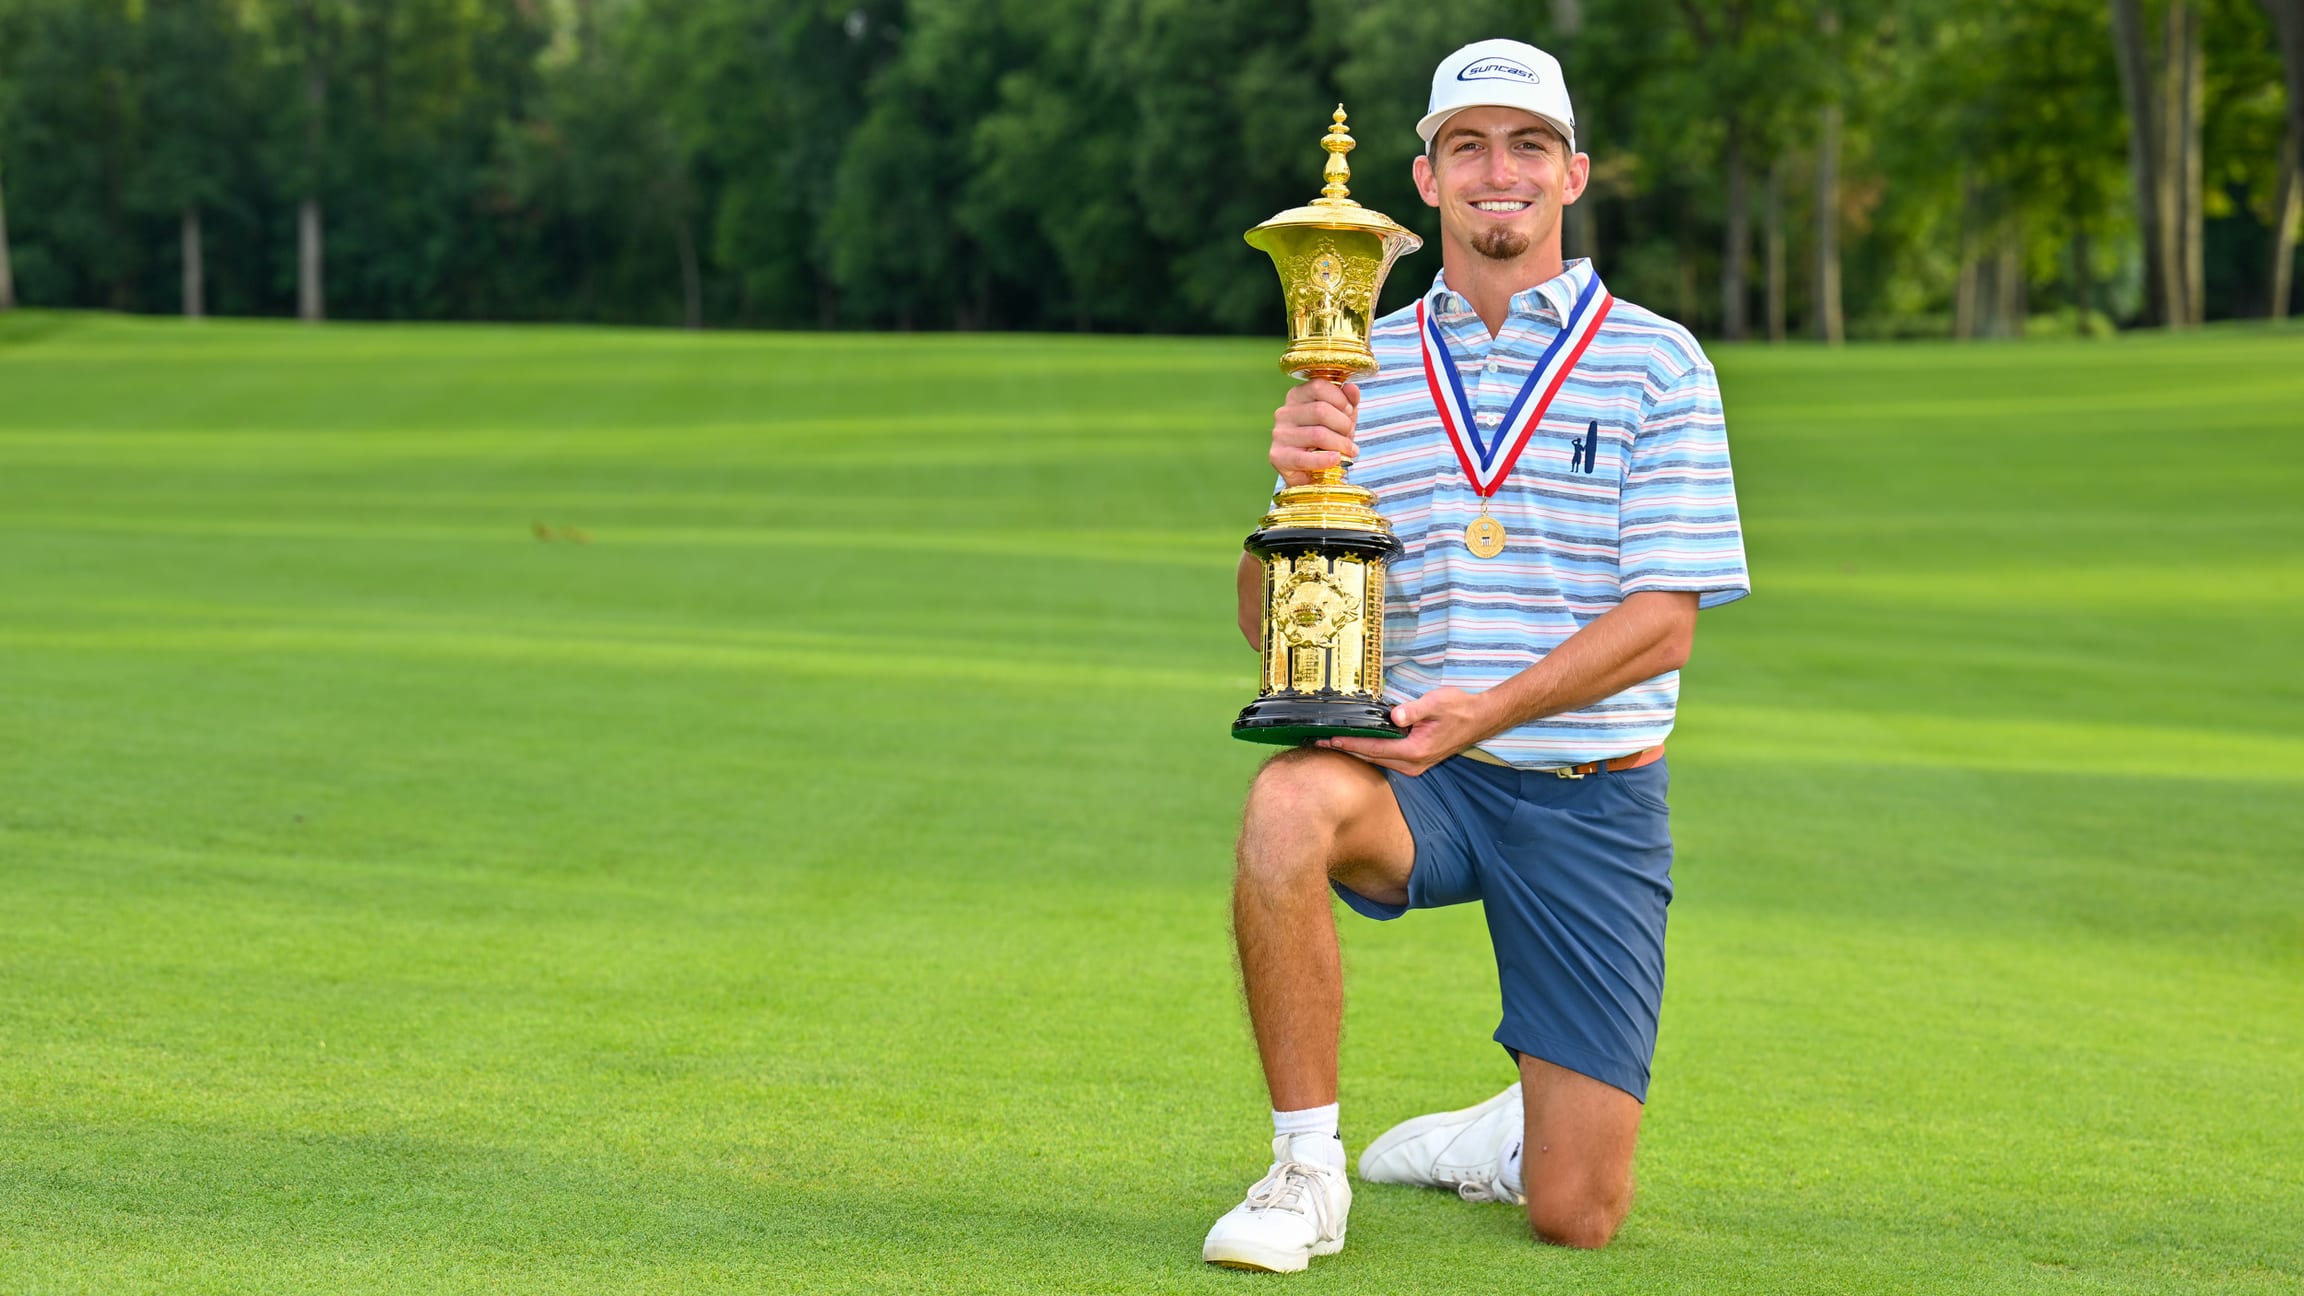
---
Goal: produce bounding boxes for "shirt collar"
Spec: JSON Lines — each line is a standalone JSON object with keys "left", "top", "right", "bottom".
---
{"left": 1424, "top": 258, "right": 1596, "bottom": 326}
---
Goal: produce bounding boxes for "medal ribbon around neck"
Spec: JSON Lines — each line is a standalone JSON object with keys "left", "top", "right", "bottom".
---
{"left": 1418, "top": 274, "right": 1614, "bottom": 499}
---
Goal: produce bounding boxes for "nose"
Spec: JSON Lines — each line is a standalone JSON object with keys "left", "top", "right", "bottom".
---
{"left": 1480, "top": 143, "right": 1521, "bottom": 190}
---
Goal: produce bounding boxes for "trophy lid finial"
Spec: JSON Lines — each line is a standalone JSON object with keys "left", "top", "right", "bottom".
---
{"left": 1243, "top": 100, "right": 1419, "bottom": 284}
{"left": 1319, "top": 104, "right": 1356, "bottom": 205}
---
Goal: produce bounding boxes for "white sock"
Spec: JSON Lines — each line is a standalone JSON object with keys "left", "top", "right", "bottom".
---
{"left": 1272, "top": 1103, "right": 1345, "bottom": 1169}
{"left": 1500, "top": 1138, "right": 1525, "bottom": 1195}
{"left": 1272, "top": 1102, "right": 1338, "bottom": 1140}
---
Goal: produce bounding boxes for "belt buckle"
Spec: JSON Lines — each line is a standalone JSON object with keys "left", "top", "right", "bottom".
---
{"left": 1553, "top": 765, "right": 1588, "bottom": 780}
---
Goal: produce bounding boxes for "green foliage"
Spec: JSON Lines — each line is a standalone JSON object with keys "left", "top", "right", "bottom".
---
{"left": 618, "top": 0, "right": 897, "bottom": 327}
{"left": 495, "top": 22, "right": 693, "bottom": 324}
{"left": 2, "top": 0, "right": 146, "bottom": 308}
{"left": 134, "top": 0, "right": 254, "bottom": 217}
{"left": 0, "top": 0, "right": 2293, "bottom": 329}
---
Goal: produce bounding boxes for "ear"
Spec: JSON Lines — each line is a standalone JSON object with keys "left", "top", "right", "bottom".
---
{"left": 1412, "top": 153, "right": 1440, "bottom": 209}
{"left": 1562, "top": 151, "right": 1592, "bottom": 207}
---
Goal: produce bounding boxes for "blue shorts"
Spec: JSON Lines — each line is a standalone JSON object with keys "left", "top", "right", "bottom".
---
{"left": 1333, "top": 754, "right": 1674, "bottom": 1102}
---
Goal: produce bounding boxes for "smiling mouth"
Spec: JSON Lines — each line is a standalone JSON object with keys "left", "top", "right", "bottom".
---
{"left": 1471, "top": 200, "right": 1532, "bottom": 214}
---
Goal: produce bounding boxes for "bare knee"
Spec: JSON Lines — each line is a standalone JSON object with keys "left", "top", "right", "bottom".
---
{"left": 1245, "top": 747, "right": 1365, "bottom": 827}
{"left": 1525, "top": 1182, "right": 1629, "bottom": 1250}
{"left": 1236, "top": 748, "right": 1377, "bottom": 887}
{"left": 1239, "top": 747, "right": 1417, "bottom": 912}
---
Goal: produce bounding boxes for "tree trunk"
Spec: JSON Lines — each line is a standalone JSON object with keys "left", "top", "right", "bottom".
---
{"left": 1814, "top": 109, "right": 1845, "bottom": 343}
{"left": 2175, "top": 0, "right": 2204, "bottom": 325}
{"left": 675, "top": 218, "right": 702, "bottom": 330}
{"left": 2111, "top": 0, "right": 2174, "bottom": 326}
{"left": 299, "top": 0, "right": 327, "bottom": 323}
{"left": 1812, "top": 4, "right": 1845, "bottom": 344}
{"left": 2072, "top": 220, "right": 2096, "bottom": 327}
{"left": 182, "top": 205, "right": 205, "bottom": 318}
{"left": 0, "top": 157, "right": 15, "bottom": 311}
{"left": 1995, "top": 219, "right": 2025, "bottom": 338}
{"left": 2143, "top": 0, "right": 2183, "bottom": 324}
{"left": 2274, "top": 146, "right": 2301, "bottom": 320}
{"left": 1955, "top": 170, "right": 1981, "bottom": 340}
{"left": 299, "top": 200, "right": 324, "bottom": 322}
{"left": 1764, "top": 156, "right": 1786, "bottom": 343}
{"left": 103, "top": 63, "right": 132, "bottom": 310}
{"left": 2260, "top": 0, "right": 2303, "bottom": 319}
{"left": 1720, "top": 129, "right": 1750, "bottom": 341}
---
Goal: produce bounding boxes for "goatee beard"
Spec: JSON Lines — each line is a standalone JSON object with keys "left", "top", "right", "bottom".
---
{"left": 1471, "top": 227, "right": 1531, "bottom": 261}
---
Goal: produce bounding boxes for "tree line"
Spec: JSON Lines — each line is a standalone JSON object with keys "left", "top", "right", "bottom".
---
{"left": 0, "top": 0, "right": 2296, "bottom": 340}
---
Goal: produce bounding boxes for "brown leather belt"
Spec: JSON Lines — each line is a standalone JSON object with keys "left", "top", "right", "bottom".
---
{"left": 1460, "top": 744, "right": 1665, "bottom": 779}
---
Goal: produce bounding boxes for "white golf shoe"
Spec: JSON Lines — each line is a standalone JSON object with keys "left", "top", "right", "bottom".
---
{"left": 1202, "top": 1134, "right": 1351, "bottom": 1272}
{"left": 1357, "top": 1082, "right": 1525, "bottom": 1205}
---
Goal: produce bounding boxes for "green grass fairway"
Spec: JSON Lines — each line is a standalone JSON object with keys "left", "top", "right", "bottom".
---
{"left": 2, "top": 309, "right": 2299, "bottom": 1294}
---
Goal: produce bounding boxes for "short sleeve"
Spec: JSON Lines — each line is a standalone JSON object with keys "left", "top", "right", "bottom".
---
{"left": 1619, "top": 351, "right": 1750, "bottom": 609}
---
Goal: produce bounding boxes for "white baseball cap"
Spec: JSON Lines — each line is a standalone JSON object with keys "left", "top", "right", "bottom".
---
{"left": 1417, "top": 39, "right": 1576, "bottom": 154}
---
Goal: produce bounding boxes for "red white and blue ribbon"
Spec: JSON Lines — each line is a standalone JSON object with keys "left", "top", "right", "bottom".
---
{"left": 1418, "top": 275, "right": 1614, "bottom": 497}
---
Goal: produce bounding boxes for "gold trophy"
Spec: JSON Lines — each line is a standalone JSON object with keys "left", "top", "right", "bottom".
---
{"left": 1232, "top": 106, "right": 1423, "bottom": 744}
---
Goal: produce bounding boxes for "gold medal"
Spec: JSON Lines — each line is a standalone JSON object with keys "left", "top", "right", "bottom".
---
{"left": 1465, "top": 512, "right": 1507, "bottom": 559}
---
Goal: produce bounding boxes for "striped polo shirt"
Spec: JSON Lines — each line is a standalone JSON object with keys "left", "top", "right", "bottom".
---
{"left": 1348, "top": 259, "right": 1749, "bottom": 767}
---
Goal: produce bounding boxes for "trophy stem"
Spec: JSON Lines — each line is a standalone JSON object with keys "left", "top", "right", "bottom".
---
{"left": 1307, "top": 365, "right": 1353, "bottom": 488}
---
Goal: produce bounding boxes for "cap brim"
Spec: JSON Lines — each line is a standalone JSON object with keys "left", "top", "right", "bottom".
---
{"left": 1415, "top": 105, "right": 1576, "bottom": 154}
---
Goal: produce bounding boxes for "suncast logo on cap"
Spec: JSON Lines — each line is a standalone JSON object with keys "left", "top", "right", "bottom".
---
{"left": 1458, "top": 57, "right": 1539, "bottom": 84}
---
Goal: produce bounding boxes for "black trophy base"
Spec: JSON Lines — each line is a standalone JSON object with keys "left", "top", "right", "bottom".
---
{"left": 1231, "top": 695, "right": 1405, "bottom": 746}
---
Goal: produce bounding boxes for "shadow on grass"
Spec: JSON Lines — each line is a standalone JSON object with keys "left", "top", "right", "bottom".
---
{"left": 0, "top": 309, "right": 77, "bottom": 350}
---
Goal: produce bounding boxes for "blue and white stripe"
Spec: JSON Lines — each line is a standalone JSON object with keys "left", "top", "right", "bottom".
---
{"left": 1351, "top": 259, "right": 1750, "bottom": 767}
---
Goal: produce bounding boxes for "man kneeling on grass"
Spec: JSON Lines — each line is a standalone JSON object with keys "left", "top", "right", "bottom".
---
{"left": 1202, "top": 37, "right": 1750, "bottom": 1271}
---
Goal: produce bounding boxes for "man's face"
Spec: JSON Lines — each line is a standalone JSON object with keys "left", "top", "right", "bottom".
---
{"left": 1412, "top": 105, "right": 1589, "bottom": 264}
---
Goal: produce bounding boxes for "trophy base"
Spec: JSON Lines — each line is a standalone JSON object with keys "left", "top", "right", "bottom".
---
{"left": 1231, "top": 695, "right": 1405, "bottom": 746}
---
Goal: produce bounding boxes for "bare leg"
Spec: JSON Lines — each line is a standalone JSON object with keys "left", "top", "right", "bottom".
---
{"left": 1516, "top": 1053, "right": 1643, "bottom": 1249}
{"left": 1231, "top": 748, "right": 1416, "bottom": 1113}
